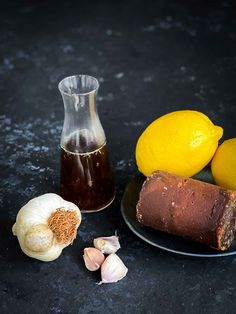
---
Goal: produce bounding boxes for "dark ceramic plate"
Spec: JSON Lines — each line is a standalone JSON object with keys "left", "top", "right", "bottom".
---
{"left": 121, "top": 168, "right": 236, "bottom": 257}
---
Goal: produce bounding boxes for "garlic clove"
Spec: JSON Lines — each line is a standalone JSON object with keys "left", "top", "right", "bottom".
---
{"left": 83, "top": 247, "right": 105, "bottom": 271}
{"left": 12, "top": 223, "right": 17, "bottom": 236}
{"left": 24, "top": 224, "right": 54, "bottom": 252}
{"left": 99, "top": 253, "right": 128, "bottom": 284}
{"left": 93, "top": 235, "right": 121, "bottom": 254}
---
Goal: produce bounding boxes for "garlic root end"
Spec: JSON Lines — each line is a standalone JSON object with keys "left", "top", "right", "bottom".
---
{"left": 48, "top": 208, "right": 80, "bottom": 245}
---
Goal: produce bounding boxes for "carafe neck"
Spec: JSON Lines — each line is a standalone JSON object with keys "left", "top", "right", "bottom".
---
{"left": 59, "top": 75, "right": 106, "bottom": 153}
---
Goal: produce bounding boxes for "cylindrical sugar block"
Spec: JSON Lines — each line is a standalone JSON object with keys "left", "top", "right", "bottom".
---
{"left": 136, "top": 171, "right": 236, "bottom": 250}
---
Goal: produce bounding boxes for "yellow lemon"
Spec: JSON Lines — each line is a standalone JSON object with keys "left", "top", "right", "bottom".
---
{"left": 211, "top": 138, "right": 236, "bottom": 190}
{"left": 136, "top": 110, "right": 223, "bottom": 177}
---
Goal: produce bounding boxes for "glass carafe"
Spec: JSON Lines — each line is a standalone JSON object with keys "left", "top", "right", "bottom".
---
{"left": 58, "top": 75, "right": 115, "bottom": 212}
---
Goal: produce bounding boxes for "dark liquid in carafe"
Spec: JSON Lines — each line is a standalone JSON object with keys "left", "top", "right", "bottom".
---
{"left": 60, "top": 134, "right": 115, "bottom": 212}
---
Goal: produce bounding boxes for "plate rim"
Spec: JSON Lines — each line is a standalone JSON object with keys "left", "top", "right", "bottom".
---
{"left": 121, "top": 175, "right": 236, "bottom": 258}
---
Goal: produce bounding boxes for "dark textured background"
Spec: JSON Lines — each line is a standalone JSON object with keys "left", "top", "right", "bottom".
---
{"left": 0, "top": 1, "right": 236, "bottom": 313}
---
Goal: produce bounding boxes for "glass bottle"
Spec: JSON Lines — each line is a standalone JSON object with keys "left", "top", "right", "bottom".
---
{"left": 58, "top": 75, "right": 115, "bottom": 212}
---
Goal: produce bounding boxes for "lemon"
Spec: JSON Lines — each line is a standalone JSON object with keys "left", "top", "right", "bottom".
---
{"left": 135, "top": 110, "right": 223, "bottom": 177}
{"left": 211, "top": 138, "right": 236, "bottom": 190}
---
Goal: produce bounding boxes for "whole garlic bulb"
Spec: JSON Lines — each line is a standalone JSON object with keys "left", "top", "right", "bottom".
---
{"left": 12, "top": 193, "right": 81, "bottom": 262}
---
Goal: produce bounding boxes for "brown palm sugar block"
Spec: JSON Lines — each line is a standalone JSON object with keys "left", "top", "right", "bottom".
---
{"left": 136, "top": 170, "right": 236, "bottom": 250}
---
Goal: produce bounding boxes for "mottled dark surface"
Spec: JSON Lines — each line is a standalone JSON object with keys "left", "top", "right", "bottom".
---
{"left": 0, "top": 0, "right": 236, "bottom": 313}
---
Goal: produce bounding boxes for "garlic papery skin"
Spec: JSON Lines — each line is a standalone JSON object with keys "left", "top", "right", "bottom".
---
{"left": 93, "top": 235, "right": 121, "bottom": 254}
{"left": 83, "top": 247, "right": 105, "bottom": 271}
{"left": 12, "top": 193, "right": 82, "bottom": 262}
{"left": 99, "top": 253, "right": 128, "bottom": 284}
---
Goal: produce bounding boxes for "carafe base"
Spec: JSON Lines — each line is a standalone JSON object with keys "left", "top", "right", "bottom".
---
{"left": 80, "top": 192, "right": 115, "bottom": 213}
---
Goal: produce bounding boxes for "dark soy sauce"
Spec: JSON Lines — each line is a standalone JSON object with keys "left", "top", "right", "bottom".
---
{"left": 60, "top": 133, "right": 115, "bottom": 212}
